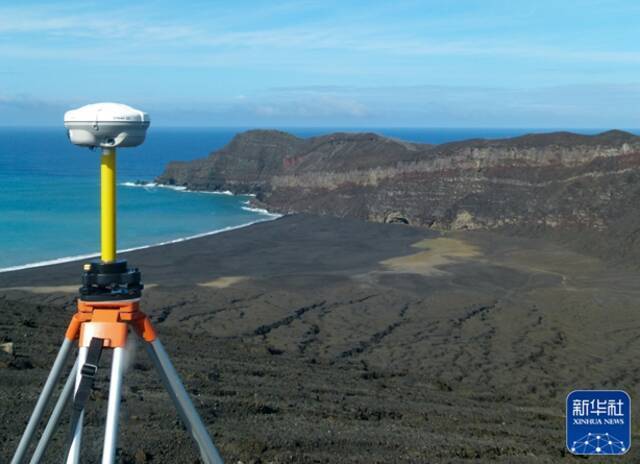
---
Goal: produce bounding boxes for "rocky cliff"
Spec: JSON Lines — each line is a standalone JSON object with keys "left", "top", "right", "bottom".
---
{"left": 157, "top": 129, "right": 640, "bottom": 264}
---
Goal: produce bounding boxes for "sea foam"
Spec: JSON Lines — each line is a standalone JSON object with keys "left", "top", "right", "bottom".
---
{"left": 241, "top": 205, "right": 280, "bottom": 216}
{"left": 120, "top": 182, "right": 232, "bottom": 195}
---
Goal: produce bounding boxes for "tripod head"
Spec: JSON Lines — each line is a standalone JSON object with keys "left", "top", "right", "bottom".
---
{"left": 64, "top": 103, "right": 150, "bottom": 300}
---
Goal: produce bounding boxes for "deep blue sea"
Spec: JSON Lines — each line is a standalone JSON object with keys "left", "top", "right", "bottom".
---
{"left": 0, "top": 126, "right": 628, "bottom": 270}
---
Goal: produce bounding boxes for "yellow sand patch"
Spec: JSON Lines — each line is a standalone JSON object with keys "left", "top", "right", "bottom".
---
{"left": 381, "top": 237, "right": 482, "bottom": 276}
{"left": 199, "top": 276, "right": 248, "bottom": 288}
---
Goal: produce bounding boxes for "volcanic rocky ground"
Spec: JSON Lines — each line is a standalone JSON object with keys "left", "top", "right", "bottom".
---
{"left": 2, "top": 214, "right": 640, "bottom": 463}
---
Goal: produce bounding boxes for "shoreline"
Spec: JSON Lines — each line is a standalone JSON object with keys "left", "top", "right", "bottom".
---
{"left": 0, "top": 215, "right": 281, "bottom": 274}
{"left": 0, "top": 182, "right": 281, "bottom": 274}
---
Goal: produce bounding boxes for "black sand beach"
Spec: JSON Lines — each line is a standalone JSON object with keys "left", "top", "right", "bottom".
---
{"left": 2, "top": 214, "right": 640, "bottom": 463}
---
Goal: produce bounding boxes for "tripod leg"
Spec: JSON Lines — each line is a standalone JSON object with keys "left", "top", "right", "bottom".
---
{"left": 29, "top": 358, "right": 79, "bottom": 464}
{"left": 144, "top": 339, "right": 224, "bottom": 464}
{"left": 66, "top": 346, "right": 88, "bottom": 464}
{"left": 101, "top": 347, "right": 125, "bottom": 464}
{"left": 11, "top": 338, "right": 74, "bottom": 464}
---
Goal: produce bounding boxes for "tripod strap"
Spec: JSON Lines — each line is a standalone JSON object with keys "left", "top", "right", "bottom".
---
{"left": 65, "top": 337, "right": 104, "bottom": 460}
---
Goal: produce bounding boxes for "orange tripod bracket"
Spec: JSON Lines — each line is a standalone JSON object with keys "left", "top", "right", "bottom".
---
{"left": 65, "top": 299, "right": 158, "bottom": 348}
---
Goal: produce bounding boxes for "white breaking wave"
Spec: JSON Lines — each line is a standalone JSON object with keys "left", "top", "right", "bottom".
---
{"left": 241, "top": 205, "right": 280, "bottom": 216}
{"left": 0, "top": 216, "right": 282, "bottom": 274}
{"left": 120, "top": 182, "right": 232, "bottom": 195}
{"left": 120, "top": 181, "right": 187, "bottom": 191}
{"left": 198, "top": 190, "right": 233, "bottom": 195}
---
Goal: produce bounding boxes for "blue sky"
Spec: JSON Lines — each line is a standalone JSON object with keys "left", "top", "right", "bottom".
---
{"left": 1, "top": 0, "right": 639, "bottom": 127}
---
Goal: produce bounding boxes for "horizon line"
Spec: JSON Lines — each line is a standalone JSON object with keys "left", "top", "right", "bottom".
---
{"left": 0, "top": 124, "right": 638, "bottom": 131}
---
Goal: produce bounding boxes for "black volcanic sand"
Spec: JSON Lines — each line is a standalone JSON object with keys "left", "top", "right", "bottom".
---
{"left": 2, "top": 214, "right": 640, "bottom": 463}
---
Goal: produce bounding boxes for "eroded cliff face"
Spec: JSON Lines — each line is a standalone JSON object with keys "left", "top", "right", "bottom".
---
{"left": 158, "top": 130, "right": 425, "bottom": 193}
{"left": 157, "top": 129, "right": 640, "bottom": 263}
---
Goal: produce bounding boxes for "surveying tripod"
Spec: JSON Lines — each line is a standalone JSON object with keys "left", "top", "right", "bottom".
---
{"left": 11, "top": 148, "right": 224, "bottom": 464}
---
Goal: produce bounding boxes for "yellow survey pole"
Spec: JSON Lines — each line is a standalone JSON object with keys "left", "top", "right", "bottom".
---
{"left": 100, "top": 148, "right": 117, "bottom": 262}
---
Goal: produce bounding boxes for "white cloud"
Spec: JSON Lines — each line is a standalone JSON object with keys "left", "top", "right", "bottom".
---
{"left": 0, "top": 2, "right": 639, "bottom": 67}
{"left": 3, "top": 81, "right": 639, "bottom": 127}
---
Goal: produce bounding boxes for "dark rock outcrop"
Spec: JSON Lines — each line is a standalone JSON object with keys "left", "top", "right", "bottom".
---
{"left": 157, "top": 129, "right": 640, "bottom": 264}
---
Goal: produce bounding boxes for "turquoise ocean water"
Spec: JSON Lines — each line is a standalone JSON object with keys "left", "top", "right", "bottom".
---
{"left": 0, "top": 127, "right": 628, "bottom": 270}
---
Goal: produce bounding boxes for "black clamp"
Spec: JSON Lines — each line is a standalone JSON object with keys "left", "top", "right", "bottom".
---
{"left": 80, "top": 362, "right": 98, "bottom": 377}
